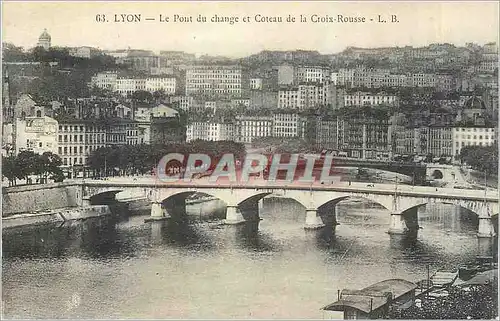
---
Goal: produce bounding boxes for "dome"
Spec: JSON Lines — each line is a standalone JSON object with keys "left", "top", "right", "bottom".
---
{"left": 39, "top": 29, "right": 51, "bottom": 41}
{"left": 464, "top": 96, "right": 486, "bottom": 109}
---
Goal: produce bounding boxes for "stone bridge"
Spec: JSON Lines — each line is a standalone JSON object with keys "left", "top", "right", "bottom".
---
{"left": 78, "top": 178, "right": 498, "bottom": 238}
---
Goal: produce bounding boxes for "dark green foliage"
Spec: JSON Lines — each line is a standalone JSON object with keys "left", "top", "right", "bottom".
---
{"left": 2, "top": 151, "right": 64, "bottom": 186}
{"left": 459, "top": 145, "right": 498, "bottom": 175}
{"left": 387, "top": 285, "right": 497, "bottom": 319}
{"left": 86, "top": 141, "right": 246, "bottom": 176}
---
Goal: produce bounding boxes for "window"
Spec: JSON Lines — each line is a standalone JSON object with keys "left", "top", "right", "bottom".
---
{"left": 345, "top": 309, "right": 357, "bottom": 320}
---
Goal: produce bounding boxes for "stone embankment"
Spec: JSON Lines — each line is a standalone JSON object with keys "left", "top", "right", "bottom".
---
{"left": 2, "top": 205, "right": 111, "bottom": 229}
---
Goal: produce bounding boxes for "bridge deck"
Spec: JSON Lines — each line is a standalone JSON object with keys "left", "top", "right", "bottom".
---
{"left": 77, "top": 176, "right": 499, "bottom": 202}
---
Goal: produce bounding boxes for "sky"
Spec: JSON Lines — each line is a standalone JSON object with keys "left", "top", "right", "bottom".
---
{"left": 2, "top": 1, "right": 499, "bottom": 57}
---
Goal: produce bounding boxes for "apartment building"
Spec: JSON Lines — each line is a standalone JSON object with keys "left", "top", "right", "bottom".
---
{"left": 344, "top": 92, "right": 399, "bottom": 107}
{"left": 278, "top": 83, "right": 331, "bottom": 110}
{"left": 295, "top": 66, "right": 331, "bottom": 83}
{"left": 57, "top": 120, "right": 107, "bottom": 167}
{"left": 235, "top": 115, "right": 273, "bottom": 143}
{"left": 272, "top": 112, "right": 305, "bottom": 138}
{"left": 395, "top": 126, "right": 453, "bottom": 157}
{"left": 15, "top": 116, "right": 58, "bottom": 156}
{"left": 185, "top": 65, "right": 242, "bottom": 98}
{"left": 452, "top": 127, "right": 497, "bottom": 158}
{"left": 91, "top": 72, "right": 176, "bottom": 96}
{"left": 186, "top": 121, "right": 236, "bottom": 142}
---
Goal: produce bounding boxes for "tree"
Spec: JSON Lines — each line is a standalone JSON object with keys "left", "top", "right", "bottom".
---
{"left": 459, "top": 145, "right": 498, "bottom": 175}
{"left": 2, "top": 156, "right": 20, "bottom": 186}
{"left": 130, "top": 90, "right": 153, "bottom": 104}
{"left": 153, "top": 90, "right": 167, "bottom": 103}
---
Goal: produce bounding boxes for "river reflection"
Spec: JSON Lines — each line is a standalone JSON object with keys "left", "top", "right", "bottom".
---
{"left": 2, "top": 198, "right": 497, "bottom": 319}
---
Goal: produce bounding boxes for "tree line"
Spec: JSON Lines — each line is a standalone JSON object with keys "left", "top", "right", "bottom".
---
{"left": 87, "top": 141, "right": 246, "bottom": 177}
{"left": 459, "top": 145, "right": 498, "bottom": 175}
{"left": 2, "top": 151, "right": 64, "bottom": 186}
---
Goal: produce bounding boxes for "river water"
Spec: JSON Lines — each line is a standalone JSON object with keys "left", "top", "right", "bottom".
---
{"left": 2, "top": 198, "right": 497, "bottom": 319}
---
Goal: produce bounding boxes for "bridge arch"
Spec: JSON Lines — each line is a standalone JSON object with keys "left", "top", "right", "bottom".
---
{"left": 88, "top": 190, "right": 123, "bottom": 204}
{"left": 238, "top": 192, "right": 273, "bottom": 207}
{"left": 314, "top": 192, "right": 393, "bottom": 213}
{"left": 399, "top": 198, "right": 495, "bottom": 219}
{"left": 316, "top": 195, "right": 392, "bottom": 212}
{"left": 159, "top": 190, "right": 229, "bottom": 206}
{"left": 431, "top": 169, "right": 443, "bottom": 180}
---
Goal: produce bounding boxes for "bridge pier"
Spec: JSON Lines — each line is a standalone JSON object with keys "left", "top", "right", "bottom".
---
{"left": 477, "top": 216, "right": 495, "bottom": 238}
{"left": 225, "top": 205, "right": 245, "bottom": 225}
{"left": 304, "top": 209, "right": 325, "bottom": 230}
{"left": 388, "top": 213, "right": 408, "bottom": 235}
{"left": 145, "top": 202, "right": 170, "bottom": 222}
{"left": 81, "top": 198, "right": 91, "bottom": 207}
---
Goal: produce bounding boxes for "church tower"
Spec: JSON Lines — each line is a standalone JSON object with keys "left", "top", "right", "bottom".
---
{"left": 37, "top": 29, "right": 51, "bottom": 49}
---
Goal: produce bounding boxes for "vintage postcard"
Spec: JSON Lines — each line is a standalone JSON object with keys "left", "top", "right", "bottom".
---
{"left": 1, "top": 1, "right": 499, "bottom": 319}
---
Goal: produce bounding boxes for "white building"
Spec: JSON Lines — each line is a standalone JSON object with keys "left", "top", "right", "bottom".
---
{"left": 115, "top": 78, "right": 137, "bottom": 96}
{"left": 185, "top": 65, "right": 242, "bottom": 98}
{"left": 272, "top": 113, "right": 305, "bottom": 138}
{"left": 57, "top": 120, "right": 106, "bottom": 167}
{"left": 15, "top": 116, "right": 58, "bottom": 156}
{"left": 91, "top": 72, "right": 118, "bottom": 91}
{"left": 186, "top": 122, "right": 236, "bottom": 142}
{"left": 69, "top": 46, "right": 98, "bottom": 59}
{"left": 135, "top": 104, "right": 179, "bottom": 122}
{"left": 344, "top": 92, "right": 399, "bottom": 107}
{"left": 145, "top": 77, "right": 176, "bottom": 94}
{"left": 235, "top": 115, "right": 273, "bottom": 143}
{"left": 452, "top": 127, "right": 497, "bottom": 159}
{"left": 250, "top": 78, "right": 263, "bottom": 90}
{"left": 278, "top": 83, "right": 331, "bottom": 110}
{"left": 296, "top": 66, "right": 331, "bottom": 83}
{"left": 277, "top": 87, "right": 299, "bottom": 109}
{"left": 178, "top": 96, "right": 194, "bottom": 111}
{"left": 91, "top": 72, "right": 176, "bottom": 96}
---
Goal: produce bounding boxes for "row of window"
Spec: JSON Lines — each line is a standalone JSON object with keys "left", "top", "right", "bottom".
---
{"left": 455, "top": 134, "right": 493, "bottom": 140}
{"left": 58, "top": 134, "right": 106, "bottom": 143}
{"left": 59, "top": 125, "right": 106, "bottom": 132}
{"left": 58, "top": 145, "right": 105, "bottom": 156}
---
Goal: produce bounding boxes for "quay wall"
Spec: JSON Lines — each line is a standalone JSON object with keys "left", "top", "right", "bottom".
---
{"left": 2, "top": 183, "right": 81, "bottom": 216}
{"left": 2, "top": 205, "right": 111, "bottom": 229}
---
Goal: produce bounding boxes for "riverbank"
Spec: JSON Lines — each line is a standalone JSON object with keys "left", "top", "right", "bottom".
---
{"left": 2, "top": 205, "right": 111, "bottom": 229}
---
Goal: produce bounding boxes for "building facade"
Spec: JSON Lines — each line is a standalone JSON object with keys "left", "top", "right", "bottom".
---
{"left": 235, "top": 115, "right": 273, "bottom": 143}
{"left": 452, "top": 127, "right": 497, "bottom": 159}
{"left": 186, "top": 122, "right": 236, "bottom": 142}
{"left": 344, "top": 92, "right": 399, "bottom": 107}
{"left": 185, "top": 65, "right": 242, "bottom": 98}
{"left": 15, "top": 116, "right": 58, "bottom": 156}
{"left": 272, "top": 113, "right": 305, "bottom": 138}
